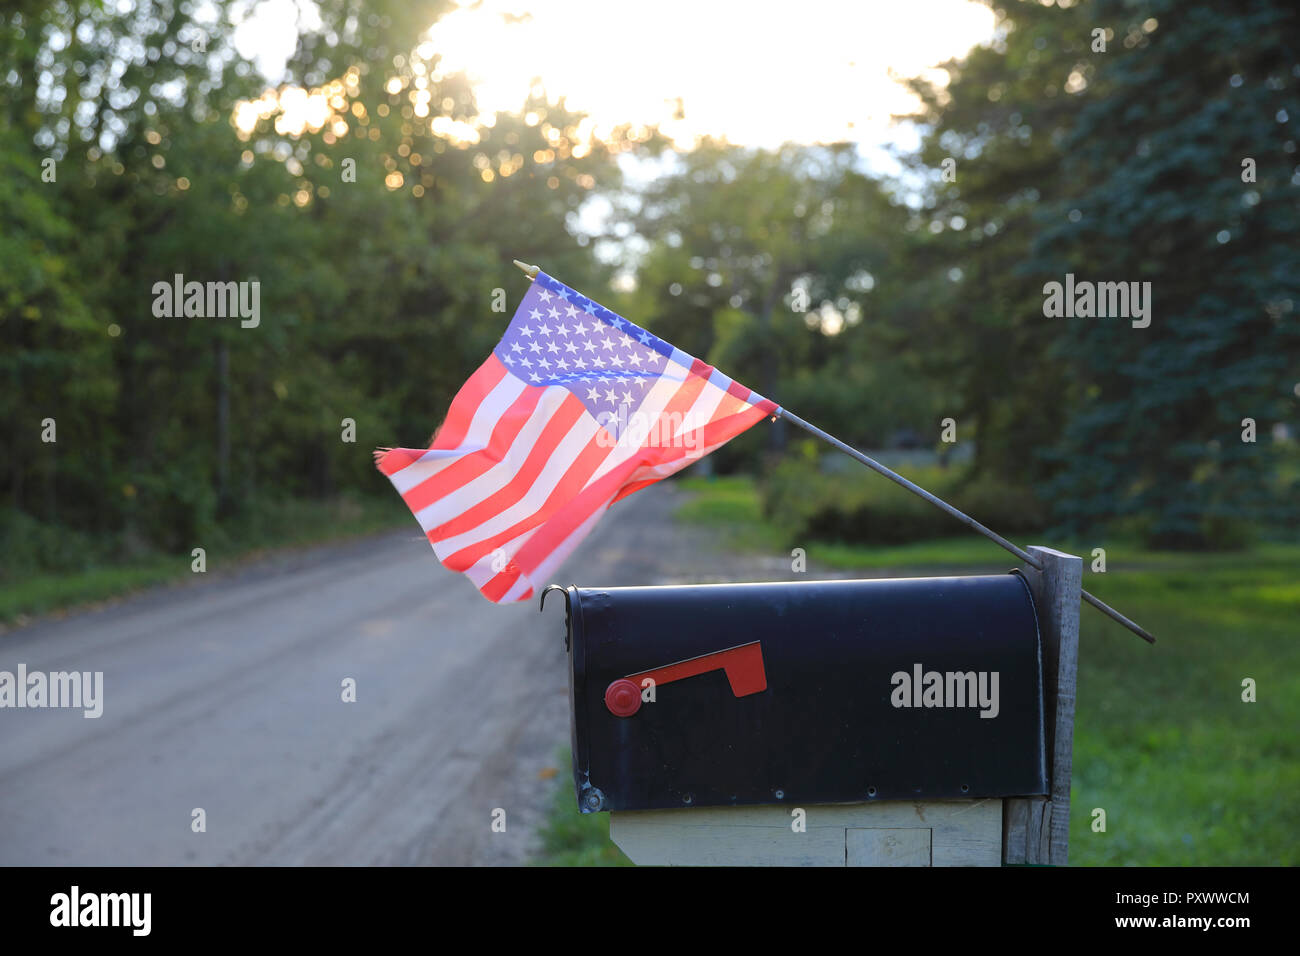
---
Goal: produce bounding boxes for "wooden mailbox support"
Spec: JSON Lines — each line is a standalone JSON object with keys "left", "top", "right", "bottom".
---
{"left": 608, "top": 546, "right": 1082, "bottom": 867}
{"left": 1003, "top": 545, "right": 1082, "bottom": 866}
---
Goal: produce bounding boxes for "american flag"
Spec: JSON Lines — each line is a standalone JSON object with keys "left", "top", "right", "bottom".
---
{"left": 375, "top": 271, "right": 778, "bottom": 603}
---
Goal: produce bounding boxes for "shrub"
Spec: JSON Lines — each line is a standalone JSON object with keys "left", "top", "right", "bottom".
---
{"left": 761, "top": 458, "right": 1046, "bottom": 547}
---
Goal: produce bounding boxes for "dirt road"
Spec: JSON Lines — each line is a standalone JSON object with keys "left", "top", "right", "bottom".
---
{"left": 0, "top": 483, "right": 790, "bottom": 865}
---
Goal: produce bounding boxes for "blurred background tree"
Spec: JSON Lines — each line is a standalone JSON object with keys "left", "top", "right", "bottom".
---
{"left": 903, "top": 0, "right": 1299, "bottom": 547}
{"left": 1, "top": 0, "right": 630, "bottom": 573}
{"left": 624, "top": 140, "right": 940, "bottom": 469}
{"left": 2, "top": 0, "right": 1297, "bottom": 583}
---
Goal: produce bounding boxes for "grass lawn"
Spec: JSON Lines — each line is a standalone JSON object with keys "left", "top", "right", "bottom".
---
{"left": 533, "top": 474, "right": 1299, "bottom": 866}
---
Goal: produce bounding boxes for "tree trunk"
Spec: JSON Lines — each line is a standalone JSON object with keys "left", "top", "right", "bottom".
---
{"left": 216, "top": 338, "right": 230, "bottom": 516}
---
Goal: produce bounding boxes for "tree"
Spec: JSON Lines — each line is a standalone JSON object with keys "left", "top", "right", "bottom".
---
{"left": 904, "top": 0, "right": 1300, "bottom": 545}
{"left": 627, "top": 140, "right": 922, "bottom": 462}
{"left": 0, "top": 0, "right": 632, "bottom": 571}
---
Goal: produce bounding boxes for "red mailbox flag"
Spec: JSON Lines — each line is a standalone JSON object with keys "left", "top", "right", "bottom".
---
{"left": 375, "top": 271, "right": 778, "bottom": 603}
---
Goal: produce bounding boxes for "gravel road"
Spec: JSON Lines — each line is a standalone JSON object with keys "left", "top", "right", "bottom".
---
{"left": 0, "top": 482, "right": 794, "bottom": 865}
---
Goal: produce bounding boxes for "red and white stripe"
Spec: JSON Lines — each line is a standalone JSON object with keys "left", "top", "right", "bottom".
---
{"left": 377, "top": 350, "right": 775, "bottom": 603}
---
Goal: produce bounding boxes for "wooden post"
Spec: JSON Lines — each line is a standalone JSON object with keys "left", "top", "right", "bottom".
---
{"left": 611, "top": 800, "right": 1001, "bottom": 867}
{"left": 1003, "top": 546, "right": 1082, "bottom": 865}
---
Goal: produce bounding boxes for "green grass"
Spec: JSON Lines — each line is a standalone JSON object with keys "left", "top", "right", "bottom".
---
{"left": 0, "top": 495, "right": 410, "bottom": 627}
{"left": 1067, "top": 550, "right": 1300, "bottom": 865}
{"left": 674, "top": 473, "right": 1297, "bottom": 573}
{"left": 674, "top": 474, "right": 787, "bottom": 553}
{"left": 676, "top": 473, "right": 1040, "bottom": 569}
{"left": 532, "top": 474, "right": 1299, "bottom": 865}
{"left": 531, "top": 750, "right": 632, "bottom": 867}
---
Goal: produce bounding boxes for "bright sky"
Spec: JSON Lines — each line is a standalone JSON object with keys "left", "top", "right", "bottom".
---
{"left": 235, "top": 0, "right": 997, "bottom": 151}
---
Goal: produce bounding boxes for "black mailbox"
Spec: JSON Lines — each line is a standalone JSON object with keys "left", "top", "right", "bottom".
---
{"left": 547, "top": 573, "right": 1048, "bottom": 813}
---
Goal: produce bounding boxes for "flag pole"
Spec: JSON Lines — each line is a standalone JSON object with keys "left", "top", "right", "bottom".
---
{"left": 510, "top": 259, "right": 1155, "bottom": 645}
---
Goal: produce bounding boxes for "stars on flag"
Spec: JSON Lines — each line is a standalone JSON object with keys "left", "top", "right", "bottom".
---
{"left": 493, "top": 272, "right": 675, "bottom": 424}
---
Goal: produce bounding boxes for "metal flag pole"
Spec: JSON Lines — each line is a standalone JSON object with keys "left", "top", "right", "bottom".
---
{"left": 512, "top": 260, "right": 1156, "bottom": 645}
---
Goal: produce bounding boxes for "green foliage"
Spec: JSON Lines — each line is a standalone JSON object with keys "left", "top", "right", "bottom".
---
{"left": 0, "top": 1, "right": 626, "bottom": 570}
{"left": 624, "top": 140, "right": 926, "bottom": 463}
{"left": 902, "top": 0, "right": 1300, "bottom": 546}
{"left": 4, "top": 0, "right": 1297, "bottom": 599}
{"left": 629, "top": 0, "right": 1299, "bottom": 547}
{"left": 1035, "top": 0, "right": 1300, "bottom": 546}
{"left": 761, "top": 456, "right": 1047, "bottom": 547}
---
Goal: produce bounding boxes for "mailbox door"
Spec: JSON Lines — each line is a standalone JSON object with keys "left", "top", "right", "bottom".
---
{"left": 564, "top": 574, "right": 1047, "bottom": 812}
